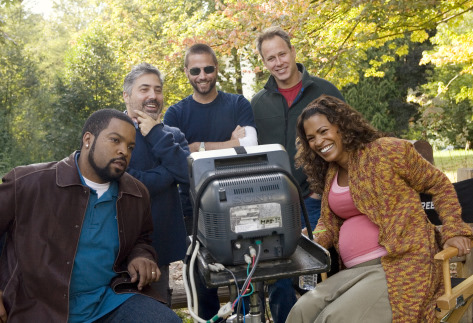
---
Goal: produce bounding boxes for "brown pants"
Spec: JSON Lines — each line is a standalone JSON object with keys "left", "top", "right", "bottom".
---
{"left": 286, "top": 262, "right": 392, "bottom": 323}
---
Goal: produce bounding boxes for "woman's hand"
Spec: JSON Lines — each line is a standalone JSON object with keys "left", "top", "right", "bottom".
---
{"left": 301, "top": 227, "right": 323, "bottom": 243}
{"left": 443, "top": 236, "right": 472, "bottom": 257}
{"left": 302, "top": 227, "right": 308, "bottom": 237}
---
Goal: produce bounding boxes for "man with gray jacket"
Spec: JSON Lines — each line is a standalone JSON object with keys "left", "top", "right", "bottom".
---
{"left": 251, "top": 26, "right": 345, "bottom": 323}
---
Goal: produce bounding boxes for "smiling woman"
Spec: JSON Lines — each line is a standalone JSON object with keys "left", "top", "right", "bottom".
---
{"left": 303, "top": 114, "right": 349, "bottom": 170}
{"left": 288, "top": 94, "right": 473, "bottom": 323}
{"left": 295, "top": 95, "right": 381, "bottom": 195}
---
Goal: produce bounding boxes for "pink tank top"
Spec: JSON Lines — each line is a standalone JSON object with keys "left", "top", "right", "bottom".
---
{"left": 328, "top": 172, "right": 387, "bottom": 268}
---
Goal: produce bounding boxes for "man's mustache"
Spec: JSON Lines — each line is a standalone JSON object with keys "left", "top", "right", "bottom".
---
{"left": 143, "top": 99, "right": 160, "bottom": 107}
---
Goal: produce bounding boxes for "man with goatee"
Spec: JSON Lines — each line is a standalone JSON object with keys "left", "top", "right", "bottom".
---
{"left": 164, "top": 43, "right": 260, "bottom": 321}
{"left": 123, "top": 63, "right": 190, "bottom": 307}
{"left": 0, "top": 109, "right": 181, "bottom": 322}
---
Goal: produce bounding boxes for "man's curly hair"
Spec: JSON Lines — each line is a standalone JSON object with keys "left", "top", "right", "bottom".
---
{"left": 295, "top": 95, "right": 384, "bottom": 194}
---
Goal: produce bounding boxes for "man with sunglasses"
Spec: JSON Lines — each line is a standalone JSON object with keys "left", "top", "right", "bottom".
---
{"left": 163, "top": 43, "right": 258, "bottom": 320}
{"left": 164, "top": 43, "right": 257, "bottom": 155}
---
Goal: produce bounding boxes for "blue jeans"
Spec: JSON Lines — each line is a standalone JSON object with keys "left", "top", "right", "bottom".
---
{"left": 263, "top": 196, "right": 320, "bottom": 322}
{"left": 94, "top": 294, "right": 181, "bottom": 323}
{"left": 301, "top": 196, "right": 321, "bottom": 231}
{"left": 267, "top": 278, "right": 297, "bottom": 323}
{"left": 194, "top": 270, "right": 220, "bottom": 320}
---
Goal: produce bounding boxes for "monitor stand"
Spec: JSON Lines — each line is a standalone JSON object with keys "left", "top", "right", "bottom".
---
{"left": 196, "top": 235, "right": 330, "bottom": 288}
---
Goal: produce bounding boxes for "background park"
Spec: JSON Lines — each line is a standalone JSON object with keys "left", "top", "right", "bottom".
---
{"left": 1, "top": 0, "right": 473, "bottom": 179}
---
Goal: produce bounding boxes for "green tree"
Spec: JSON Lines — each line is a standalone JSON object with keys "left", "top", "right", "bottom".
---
{"left": 410, "top": 11, "right": 473, "bottom": 148}
{"left": 3, "top": 0, "right": 473, "bottom": 174}
{"left": 0, "top": 0, "right": 101, "bottom": 173}
{"left": 99, "top": 0, "right": 218, "bottom": 106}
{"left": 0, "top": 0, "right": 19, "bottom": 43}
{"left": 44, "top": 24, "right": 125, "bottom": 158}
{"left": 0, "top": 2, "right": 53, "bottom": 170}
{"left": 296, "top": 0, "right": 473, "bottom": 87}
{"left": 343, "top": 35, "right": 434, "bottom": 136}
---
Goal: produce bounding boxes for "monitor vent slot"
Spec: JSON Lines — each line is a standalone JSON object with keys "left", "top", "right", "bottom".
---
{"left": 216, "top": 162, "right": 267, "bottom": 172}
{"left": 260, "top": 184, "right": 280, "bottom": 192}
{"left": 219, "top": 174, "right": 281, "bottom": 187}
{"left": 234, "top": 187, "right": 254, "bottom": 195}
{"left": 202, "top": 211, "right": 226, "bottom": 239}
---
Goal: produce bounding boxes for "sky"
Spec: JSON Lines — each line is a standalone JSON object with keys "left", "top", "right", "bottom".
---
{"left": 23, "top": 0, "right": 54, "bottom": 17}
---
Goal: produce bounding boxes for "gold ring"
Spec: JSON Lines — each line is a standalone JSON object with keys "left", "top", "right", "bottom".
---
{"left": 151, "top": 271, "right": 156, "bottom": 275}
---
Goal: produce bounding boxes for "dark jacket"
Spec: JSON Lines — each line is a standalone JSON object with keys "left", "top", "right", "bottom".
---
{"left": 127, "top": 123, "right": 189, "bottom": 265}
{"left": 0, "top": 153, "right": 161, "bottom": 323}
{"left": 251, "top": 63, "right": 344, "bottom": 196}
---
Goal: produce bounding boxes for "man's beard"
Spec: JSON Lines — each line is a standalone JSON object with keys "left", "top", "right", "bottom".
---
{"left": 189, "top": 77, "right": 217, "bottom": 96}
{"left": 142, "top": 99, "right": 161, "bottom": 120}
{"left": 88, "top": 140, "right": 126, "bottom": 182}
{"left": 131, "top": 99, "right": 161, "bottom": 120}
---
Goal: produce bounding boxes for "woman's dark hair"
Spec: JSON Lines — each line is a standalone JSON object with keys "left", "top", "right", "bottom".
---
{"left": 295, "top": 95, "right": 383, "bottom": 194}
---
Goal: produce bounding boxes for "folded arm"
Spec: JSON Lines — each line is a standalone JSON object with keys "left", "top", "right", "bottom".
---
{"left": 188, "top": 125, "right": 258, "bottom": 152}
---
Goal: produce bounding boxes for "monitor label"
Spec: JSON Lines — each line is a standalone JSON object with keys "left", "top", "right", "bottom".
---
{"left": 230, "top": 203, "right": 282, "bottom": 233}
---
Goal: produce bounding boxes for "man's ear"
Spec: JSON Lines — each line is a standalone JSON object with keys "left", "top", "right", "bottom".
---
{"left": 82, "top": 132, "right": 94, "bottom": 150}
{"left": 123, "top": 91, "right": 129, "bottom": 105}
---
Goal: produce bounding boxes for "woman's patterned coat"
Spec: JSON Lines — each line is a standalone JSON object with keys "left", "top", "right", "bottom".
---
{"left": 314, "top": 137, "right": 473, "bottom": 322}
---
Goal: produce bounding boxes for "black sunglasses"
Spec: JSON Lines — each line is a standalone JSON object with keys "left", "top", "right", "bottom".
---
{"left": 189, "top": 66, "right": 216, "bottom": 76}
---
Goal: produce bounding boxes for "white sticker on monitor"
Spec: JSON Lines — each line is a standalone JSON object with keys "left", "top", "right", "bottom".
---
{"left": 230, "top": 203, "right": 282, "bottom": 233}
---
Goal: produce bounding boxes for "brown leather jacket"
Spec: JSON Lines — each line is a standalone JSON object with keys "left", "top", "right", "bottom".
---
{"left": 0, "top": 153, "right": 162, "bottom": 322}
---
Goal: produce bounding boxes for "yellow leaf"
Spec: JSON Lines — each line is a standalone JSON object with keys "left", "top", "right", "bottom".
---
{"left": 410, "top": 30, "right": 429, "bottom": 43}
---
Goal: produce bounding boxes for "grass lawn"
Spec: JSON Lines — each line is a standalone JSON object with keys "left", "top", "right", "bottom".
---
{"left": 433, "top": 149, "right": 473, "bottom": 182}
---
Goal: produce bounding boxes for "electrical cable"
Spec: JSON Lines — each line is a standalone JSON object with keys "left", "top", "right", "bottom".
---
{"left": 240, "top": 243, "right": 261, "bottom": 294}
{"left": 233, "top": 257, "right": 254, "bottom": 309}
{"left": 185, "top": 154, "right": 312, "bottom": 321}
{"left": 183, "top": 238, "right": 234, "bottom": 323}
{"left": 240, "top": 260, "right": 255, "bottom": 299}
{"left": 189, "top": 236, "right": 200, "bottom": 316}
{"left": 236, "top": 242, "right": 262, "bottom": 322}
{"left": 182, "top": 240, "right": 208, "bottom": 323}
{"left": 224, "top": 267, "right": 241, "bottom": 310}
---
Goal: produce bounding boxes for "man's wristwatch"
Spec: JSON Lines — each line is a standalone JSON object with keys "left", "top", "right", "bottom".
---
{"left": 199, "top": 141, "right": 206, "bottom": 152}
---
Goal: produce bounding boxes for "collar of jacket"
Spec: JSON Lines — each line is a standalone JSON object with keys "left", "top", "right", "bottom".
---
{"left": 55, "top": 151, "right": 144, "bottom": 198}
{"left": 264, "top": 63, "right": 313, "bottom": 92}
